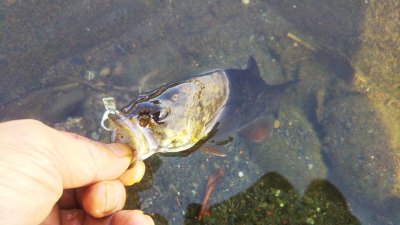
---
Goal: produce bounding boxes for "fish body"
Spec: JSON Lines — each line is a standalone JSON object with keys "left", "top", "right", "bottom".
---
{"left": 107, "top": 57, "right": 296, "bottom": 161}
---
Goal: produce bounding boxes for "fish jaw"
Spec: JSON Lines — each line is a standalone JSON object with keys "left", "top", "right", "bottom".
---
{"left": 108, "top": 113, "right": 158, "bottom": 161}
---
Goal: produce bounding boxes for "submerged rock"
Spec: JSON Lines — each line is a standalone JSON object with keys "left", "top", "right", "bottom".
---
{"left": 252, "top": 105, "right": 327, "bottom": 193}
{"left": 352, "top": 0, "right": 400, "bottom": 199}
{"left": 321, "top": 95, "right": 397, "bottom": 206}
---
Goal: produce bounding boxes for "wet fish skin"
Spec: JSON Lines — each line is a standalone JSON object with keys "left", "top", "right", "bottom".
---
{"left": 107, "top": 57, "right": 296, "bottom": 161}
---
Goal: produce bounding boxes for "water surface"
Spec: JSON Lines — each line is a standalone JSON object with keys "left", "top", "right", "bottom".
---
{"left": 1, "top": 1, "right": 399, "bottom": 224}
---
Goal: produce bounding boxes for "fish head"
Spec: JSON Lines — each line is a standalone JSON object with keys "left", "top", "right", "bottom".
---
{"left": 108, "top": 72, "right": 229, "bottom": 161}
{"left": 107, "top": 98, "right": 173, "bottom": 161}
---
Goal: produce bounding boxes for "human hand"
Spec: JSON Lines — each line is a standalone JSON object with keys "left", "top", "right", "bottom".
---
{"left": 0, "top": 119, "right": 154, "bottom": 225}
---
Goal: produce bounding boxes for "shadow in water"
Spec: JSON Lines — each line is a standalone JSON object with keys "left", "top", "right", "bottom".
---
{"left": 131, "top": 170, "right": 360, "bottom": 225}
{"left": 183, "top": 172, "right": 360, "bottom": 225}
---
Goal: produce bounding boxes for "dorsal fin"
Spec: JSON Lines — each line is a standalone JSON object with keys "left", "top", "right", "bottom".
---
{"left": 223, "top": 56, "right": 266, "bottom": 93}
{"left": 243, "top": 56, "right": 266, "bottom": 85}
{"left": 246, "top": 56, "right": 260, "bottom": 77}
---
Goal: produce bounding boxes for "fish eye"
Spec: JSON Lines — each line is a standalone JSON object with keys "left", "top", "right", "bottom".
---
{"left": 152, "top": 108, "right": 169, "bottom": 123}
{"left": 136, "top": 107, "right": 169, "bottom": 126}
{"left": 137, "top": 109, "right": 152, "bottom": 127}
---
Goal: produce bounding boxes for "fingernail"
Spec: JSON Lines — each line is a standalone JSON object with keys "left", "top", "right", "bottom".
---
{"left": 107, "top": 143, "right": 133, "bottom": 158}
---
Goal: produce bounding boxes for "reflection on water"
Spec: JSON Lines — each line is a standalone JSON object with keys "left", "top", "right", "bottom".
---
{"left": 1, "top": 1, "right": 399, "bottom": 224}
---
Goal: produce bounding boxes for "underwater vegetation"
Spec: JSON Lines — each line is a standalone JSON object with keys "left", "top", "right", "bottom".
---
{"left": 184, "top": 172, "right": 360, "bottom": 225}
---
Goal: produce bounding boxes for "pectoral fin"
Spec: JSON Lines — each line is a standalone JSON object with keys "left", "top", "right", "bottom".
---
{"left": 237, "top": 114, "right": 275, "bottom": 143}
{"left": 200, "top": 142, "right": 227, "bottom": 157}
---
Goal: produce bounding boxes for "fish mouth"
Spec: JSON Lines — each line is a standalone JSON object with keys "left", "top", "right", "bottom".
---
{"left": 108, "top": 113, "right": 158, "bottom": 161}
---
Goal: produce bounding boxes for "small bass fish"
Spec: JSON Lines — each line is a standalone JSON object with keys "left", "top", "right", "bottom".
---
{"left": 106, "top": 57, "right": 296, "bottom": 161}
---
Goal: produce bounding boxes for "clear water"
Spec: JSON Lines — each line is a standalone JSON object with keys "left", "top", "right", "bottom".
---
{"left": 1, "top": 1, "right": 399, "bottom": 224}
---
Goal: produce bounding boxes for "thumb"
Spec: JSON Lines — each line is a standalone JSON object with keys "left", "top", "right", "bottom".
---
{"left": 0, "top": 119, "right": 134, "bottom": 189}
{"left": 50, "top": 130, "right": 134, "bottom": 189}
{"left": 0, "top": 119, "right": 135, "bottom": 225}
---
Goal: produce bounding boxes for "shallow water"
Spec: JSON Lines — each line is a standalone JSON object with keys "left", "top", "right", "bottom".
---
{"left": 1, "top": 1, "right": 399, "bottom": 224}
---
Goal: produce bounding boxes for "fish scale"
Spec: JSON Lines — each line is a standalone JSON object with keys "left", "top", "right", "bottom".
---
{"left": 104, "top": 57, "right": 297, "bottom": 162}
